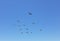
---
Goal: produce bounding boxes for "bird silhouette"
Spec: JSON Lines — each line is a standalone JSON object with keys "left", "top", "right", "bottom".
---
{"left": 28, "top": 12, "right": 32, "bottom": 15}
{"left": 31, "top": 32, "right": 32, "bottom": 34}
{"left": 40, "top": 29, "right": 42, "bottom": 31}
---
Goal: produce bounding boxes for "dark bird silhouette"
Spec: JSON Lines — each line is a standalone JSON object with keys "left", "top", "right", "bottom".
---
{"left": 31, "top": 32, "right": 32, "bottom": 34}
{"left": 40, "top": 29, "right": 42, "bottom": 31}
{"left": 28, "top": 12, "right": 32, "bottom": 15}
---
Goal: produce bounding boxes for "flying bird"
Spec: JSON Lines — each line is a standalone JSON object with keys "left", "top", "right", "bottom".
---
{"left": 21, "top": 32, "right": 23, "bottom": 34}
{"left": 23, "top": 24, "right": 26, "bottom": 26}
{"left": 26, "top": 32, "right": 29, "bottom": 34}
{"left": 17, "top": 20, "right": 20, "bottom": 23}
{"left": 40, "top": 29, "right": 42, "bottom": 31}
{"left": 31, "top": 32, "right": 32, "bottom": 34}
{"left": 32, "top": 22, "right": 35, "bottom": 24}
{"left": 25, "top": 28, "right": 29, "bottom": 30}
{"left": 28, "top": 12, "right": 32, "bottom": 15}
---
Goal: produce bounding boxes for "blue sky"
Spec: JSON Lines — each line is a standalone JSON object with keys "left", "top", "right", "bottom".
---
{"left": 0, "top": 0, "right": 60, "bottom": 41}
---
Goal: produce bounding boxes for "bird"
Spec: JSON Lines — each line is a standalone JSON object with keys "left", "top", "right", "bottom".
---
{"left": 23, "top": 24, "right": 26, "bottom": 26}
{"left": 21, "top": 32, "right": 23, "bottom": 34}
{"left": 31, "top": 32, "right": 32, "bottom": 34}
{"left": 32, "top": 22, "right": 35, "bottom": 24}
{"left": 17, "top": 20, "right": 20, "bottom": 23}
{"left": 28, "top": 12, "right": 32, "bottom": 15}
{"left": 25, "top": 28, "right": 29, "bottom": 30}
{"left": 26, "top": 32, "right": 29, "bottom": 34}
{"left": 40, "top": 29, "right": 42, "bottom": 31}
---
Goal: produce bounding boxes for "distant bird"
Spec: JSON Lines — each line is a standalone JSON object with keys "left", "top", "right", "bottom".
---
{"left": 17, "top": 20, "right": 20, "bottom": 23}
{"left": 23, "top": 24, "right": 26, "bottom": 26}
{"left": 21, "top": 32, "right": 23, "bottom": 34}
{"left": 32, "top": 22, "right": 35, "bottom": 24}
{"left": 26, "top": 32, "right": 29, "bottom": 34}
{"left": 31, "top": 32, "right": 32, "bottom": 34}
{"left": 25, "top": 28, "right": 29, "bottom": 30}
{"left": 28, "top": 12, "right": 32, "bottom": 15}
{"left": 40, "top": 29, "right": 42, "bottom": 31}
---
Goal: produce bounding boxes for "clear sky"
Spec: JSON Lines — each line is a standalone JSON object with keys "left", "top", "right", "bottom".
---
{"left": 0, "top": 0, "right": 60, "bottom": 41}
